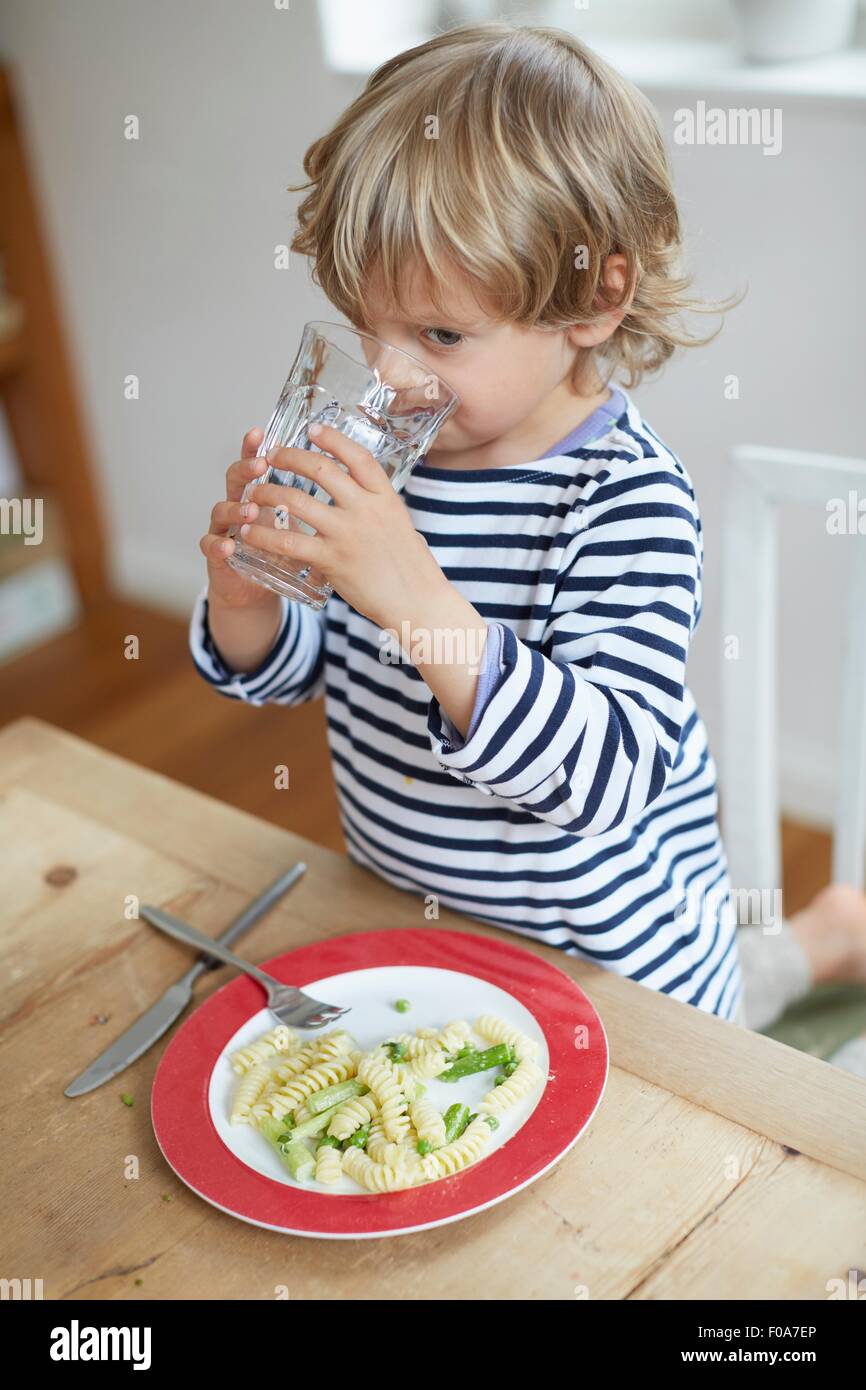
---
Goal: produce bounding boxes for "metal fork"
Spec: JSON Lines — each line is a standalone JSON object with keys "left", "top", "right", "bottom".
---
{"left": 140, "top": 904, "right": 351, "bottom": 1030}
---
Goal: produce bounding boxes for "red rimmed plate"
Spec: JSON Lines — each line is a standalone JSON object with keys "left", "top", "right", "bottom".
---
{"left": 151, "top": 928, "right": 608, "bottom": 1238}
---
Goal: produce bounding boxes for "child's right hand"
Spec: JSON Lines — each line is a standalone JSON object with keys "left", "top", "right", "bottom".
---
{"left": 199, "top": 427, "right": 275, "bottom": 611}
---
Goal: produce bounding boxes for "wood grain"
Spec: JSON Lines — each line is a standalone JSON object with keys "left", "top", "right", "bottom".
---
{"left": 1, "top": 717, "right": 864, "bottom": 1300}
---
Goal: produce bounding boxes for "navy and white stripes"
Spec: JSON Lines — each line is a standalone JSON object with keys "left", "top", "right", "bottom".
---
{"left": 189, "top": 385, "right": 743, "bottom": 1020}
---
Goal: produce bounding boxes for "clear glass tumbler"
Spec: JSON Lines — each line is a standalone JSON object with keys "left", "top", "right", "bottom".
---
{"left": 225, "top": 321, "right": 460, "bottom": 608}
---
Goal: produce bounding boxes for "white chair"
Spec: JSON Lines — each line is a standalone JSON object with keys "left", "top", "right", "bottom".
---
{"left": 719, "top": 445, "right": 866, "bottom": 900}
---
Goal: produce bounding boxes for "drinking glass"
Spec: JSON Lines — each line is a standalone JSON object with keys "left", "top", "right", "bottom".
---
{"left": 225, "top": 321, "right": 460, "bottom": 608}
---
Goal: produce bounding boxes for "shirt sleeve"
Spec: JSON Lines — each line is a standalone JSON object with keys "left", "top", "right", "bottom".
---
{"left": 438, "top": 620, "right": 505, "bottom": 750}
{"left": 188, "top": 581, "right": 326, "bottom": 706}
{"left": 427, "top": 457, "right": 701, "bottom": 832}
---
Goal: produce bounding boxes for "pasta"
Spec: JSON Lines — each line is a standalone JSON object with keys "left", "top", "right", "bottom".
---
{"left": 474, "top": 1014, "right": 540, "bottom": 1061}
{"left": 357, "top": 1050, "right": 410, "bottom": 1143}
{"left": 270, "top": 1041, "right": 330, "bottom": 1083}
{"left": 477, "top": 1057, "right": 545, "bottom": 1113}
{"left": 230, "top": 1024, "right": 300, "bottom": 1074}
{"left": 251, "top": 1053, "right": 360, "bottom": 1123}
{"left": 315, "top": 1143, "right": 344, "bottom": 1186}
{"left": 366, "top": 1118, "right": 418, "bottom": 1169}
{"left": 342, "top": 1146, "right": 423, "bottom": 1193}
{"left": 392, "top": 1032, "right": 445, "bottom": 1058}
{"left": 436, "top": 1020, "right": 473, "bottom": 1052}
{"left": 229, "top": 1010, "right": 546, "bottom": 1194}
{"left": 409, "top": 1097, "right": 447, "bottom": 1149}
{"left": 230, "top": 1058, "right": 280, "bottom": 1124}
{"left": 420, "top": 1116, "right": 493, "bottom": 1180}
{"left": 395, "top": 1050, "right": 450, "bottom": 1082}
{"left": 311, "top": 1030, "right": 356, "bottom": 1062}
{"left": 327, "top": 1093, "right": 379, "bottom": 1141}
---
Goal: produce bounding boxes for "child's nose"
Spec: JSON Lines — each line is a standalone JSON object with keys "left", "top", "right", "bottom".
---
{"left": 369, "top": 347, "right": 420, "bottom": 393}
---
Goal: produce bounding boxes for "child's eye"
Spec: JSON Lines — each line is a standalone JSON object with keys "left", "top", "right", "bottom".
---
{"left": 421, "top": 327, "right": 465, "bottom": 349}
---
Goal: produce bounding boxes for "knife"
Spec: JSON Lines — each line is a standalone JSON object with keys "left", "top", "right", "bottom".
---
{"left": 64, "top": 861, "right": 307, "bottom": 1097}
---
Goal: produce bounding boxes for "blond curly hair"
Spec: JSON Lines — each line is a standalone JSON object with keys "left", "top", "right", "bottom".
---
{"left": 288, "top": 21, "right": 741, "bottom": 391}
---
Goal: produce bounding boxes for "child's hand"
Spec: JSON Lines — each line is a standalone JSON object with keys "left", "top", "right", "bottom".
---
{"left": 200, "top": 427, "right": 283, "bottom": 611}
{"left": 236, "top": 422, "right": 446, "bottom": 630}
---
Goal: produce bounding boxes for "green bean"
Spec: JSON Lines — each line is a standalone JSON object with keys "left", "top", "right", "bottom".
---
{"left": 438, "top": 1043, "right": 511, "bottom": 1081}
{"left": 307, "top": 1079, "right": 368, "bottom": 1115}
{"left": 290, "top": 1101, "right": 346, "bottom": 1141}
{"left": 258, "top": 1115, "right": 315, "bottom": 1180}
{"left": 443, "top": 1103, "right": 471, "bottom": 1143}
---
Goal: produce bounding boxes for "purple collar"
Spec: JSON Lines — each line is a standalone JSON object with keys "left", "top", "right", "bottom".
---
{"left": 539, "top": 385, "right": 627, "bottom": 458}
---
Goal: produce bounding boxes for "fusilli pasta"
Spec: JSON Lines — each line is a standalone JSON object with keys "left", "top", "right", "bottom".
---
{"left": 474, "top": 1014, "right": 539, "bottom": 1061}
{"left": 315, "top": 1143, "right": 344, "bottom": 1185}
{"left": 477, "top": 1057, "right": 545, "bottom": 1113}
{"left": 436, "top": 1020, "right": 473, "bottom": 1053}
{"left": 366, "top": 1116, "right": 418, "bottom": 1168}
{"left": 230, "top": 1024, "right": 300, "bottom": 1074}
{"left": 409, "top": 1097, "right": 447, "bottom": 1149}
{"left": 230, "top": 1011, "right": 546, "bottom": 1194}
{"left": 420, "top": 1115, "right": 492, "bottom": 1180}
{"left": 396, "top": 1051, "right": 450, "bottom": 1082}
{"left": 251, "top": 1053, "right": 360, "bottom": 1123}
{"left": 327, "top": 1093, "right": 379, "bottom": 1140}
{"left": 357, "top": 1050, "right": 410, "bottom": 1143}
{"left": 392, "top": 1032, "right": 445, "bottom": 1058}
{"left": 230, "top": 1058, "right": 280, "bottom": 1124}
{"left": 342, "top": 1146, "right": 423, "bottom": 1193}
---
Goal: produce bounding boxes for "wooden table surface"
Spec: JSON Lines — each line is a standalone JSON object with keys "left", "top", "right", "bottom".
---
{"left": 2, "top": 716, "right": 865, "bottom": 1301}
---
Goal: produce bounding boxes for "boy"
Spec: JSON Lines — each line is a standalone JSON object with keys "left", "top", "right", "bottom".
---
{"left": 190, "top": 22, "right": 744, "bottom": 1020}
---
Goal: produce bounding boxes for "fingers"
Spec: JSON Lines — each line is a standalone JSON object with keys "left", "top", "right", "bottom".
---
{"left": 304, "top": 423, "right": 384, "bottom": 490}
{"left": 241, "top": 426, "right": 264, "bottom": 459}
{"left": 244, "top": 481, "right": 336, "bottom": 534}
{"left": 200, "top": 530, "right": 236, "bottom": 563}
{"left": 234, "top": 519, "right": 329, "bottom": 573}
{"left": 266, "top": 421, "right": 382, "bottom": 505}
{"left": 208, "top": 497, "right": 260, "bottom": 537}
{"left": 225, "top": 428, "right": 269, "bottom": 502}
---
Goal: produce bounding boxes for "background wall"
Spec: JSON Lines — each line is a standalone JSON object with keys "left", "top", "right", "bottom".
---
{"left": 0, "top": 0, "right": 863, "bottom": 825}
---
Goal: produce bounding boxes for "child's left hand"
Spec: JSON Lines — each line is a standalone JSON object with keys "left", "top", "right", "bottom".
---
{"left": 237, "top": 421, "right": 445, "bottom": 630}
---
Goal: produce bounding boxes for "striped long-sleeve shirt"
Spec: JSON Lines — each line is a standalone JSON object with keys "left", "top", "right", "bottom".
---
{"left": 189, "top": 384, "right": 743, "bottom": 1020}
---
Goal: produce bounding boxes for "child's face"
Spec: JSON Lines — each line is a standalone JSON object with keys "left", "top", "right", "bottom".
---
{"left": 355, "top": 258, "right": 590, "bottom": 461}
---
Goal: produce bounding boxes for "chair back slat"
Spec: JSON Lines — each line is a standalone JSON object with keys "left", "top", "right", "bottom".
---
{"left": 720, "top": 446, "right": 866, "bottom": 900}
{"left": 833, "top": 540, "right": 866, "bottom": 889}
{"left": 720, "top": 464, "right": 780, "bottom": 896}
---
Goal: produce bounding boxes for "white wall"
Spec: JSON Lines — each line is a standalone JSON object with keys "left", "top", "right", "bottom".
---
{"left": 0, "top": 0, "right": 862, "bottom": 825}
{"left": 634, "top": 92, "right": 865, "bottom": 824}
{"left": 0, "top": 0, "right": 355, "bottom": 605}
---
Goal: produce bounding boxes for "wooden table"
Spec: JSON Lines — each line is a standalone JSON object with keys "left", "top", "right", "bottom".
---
{"left": 2, "top": 717, "right": 865, "bottom": 1300}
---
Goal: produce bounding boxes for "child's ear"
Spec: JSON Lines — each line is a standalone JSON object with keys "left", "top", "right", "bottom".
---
{"left": 567, "top": 253, "right": 634, "bottom": 349}
{"left": 596, "top": 252, "right": 632, "bottom": 308}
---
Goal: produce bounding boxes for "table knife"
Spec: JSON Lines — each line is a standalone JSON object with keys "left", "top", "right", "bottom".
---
{"left": 64, "top": 861, "right": 306, "bottom": 1097}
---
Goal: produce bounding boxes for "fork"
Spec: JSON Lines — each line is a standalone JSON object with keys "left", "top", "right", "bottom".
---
{"left": 140, "top": 903, "right": 351, "bottom": 1030}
